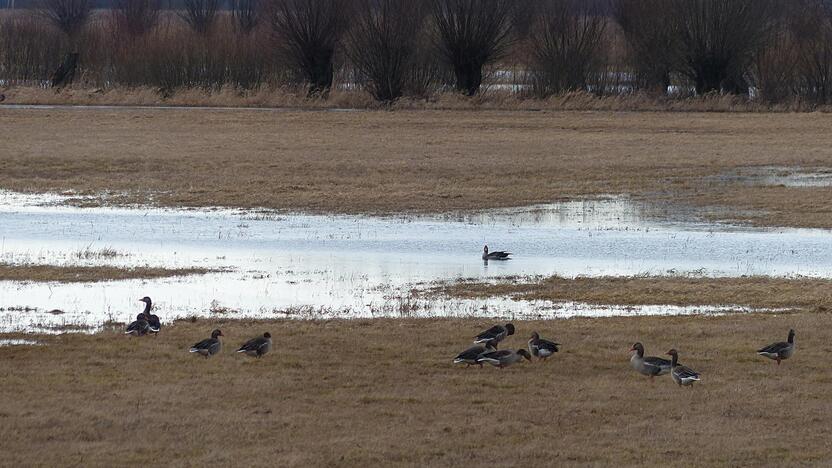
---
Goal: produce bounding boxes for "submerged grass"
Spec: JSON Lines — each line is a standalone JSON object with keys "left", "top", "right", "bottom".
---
{"left": 0, "top": 263, "right": 217, "bottom": 283}
{"left": 2, "top": 108, "right": 832, "bottom": 227}
{"left": 436, "top": 275, "right": 832, "bottom": 311}
{"left": 0, "top": 314, "right": 829, "bottom": 465}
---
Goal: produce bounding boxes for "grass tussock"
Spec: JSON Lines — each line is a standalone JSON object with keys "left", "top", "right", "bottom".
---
{"left": 2, "top": 108, "right": 832, "bottom": 228}
{"left": 0, "top": 263, "right": 216, "bottom": 283}
{"left": 0, "top": 314, "right": 829, "bottom": 465}
{"left": 437, "top": 275, "right": 832, "bottom": 311}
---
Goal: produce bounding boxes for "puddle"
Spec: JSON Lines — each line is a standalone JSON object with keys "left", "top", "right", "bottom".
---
{"left": 0, "top": 338, "right": 41, "bottom": 346}
{"left": 0, "top": 190, "right": 829, "bottom": 331}
{"left": 710, "top": 166, "right": 832, "bottom": 188}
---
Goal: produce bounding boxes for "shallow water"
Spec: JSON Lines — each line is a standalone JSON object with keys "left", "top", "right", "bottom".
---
{"left": 0, "top": 191, "right": 827, "bottom": 331}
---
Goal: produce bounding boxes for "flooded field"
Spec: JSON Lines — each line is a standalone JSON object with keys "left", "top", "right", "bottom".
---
{"left": 2, "top": 190, "right": 831, "bottom": 331}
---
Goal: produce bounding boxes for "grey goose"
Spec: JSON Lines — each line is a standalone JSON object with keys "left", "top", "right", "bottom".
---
{"left": 237, "top": 332, "right": 272, "bottom": 358}
{"left": 189, "top": 329, "right": 223, "bottom": 358}
{"left": 757, "top": 329, "right": 795, "bottom": 365}
{"left": 667, "top": 349, "right": 700, "bottom": 387}
{"left": 528, "top": 332, "right": 560, "bottom": 361}
{"left": 629, "top": 342, "right": 672, "bottom": 378}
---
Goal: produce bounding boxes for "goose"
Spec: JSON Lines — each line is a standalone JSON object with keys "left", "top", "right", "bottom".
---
{"left": 237, "top": 332, "right": 272, "bottom": 358}
{"left": 629, "top": 342, "right": 671, "bottom": 378}
{"left": 474, "top": 323, "right": 515, "bottom": 347}
{"left": 139, "top": 297, "right": 161, "bottom": 336}
{"left": 453, "top": 340, "right": 497, "bottom": 367}
{"left": 528, "top": 332, "right": 560, "bottom": 361}
{"left": 477, "top": 348, "right": 532, "bottom": 368}
{"left": 189, "top": 329, "right": 223, "bottom": 358}
{"left": 667, "top": 349, "right": 700, "bottom": 387}
{"left": 757, "top": 329, "right": 795, "bottom": 365}
{"left": 482, "top": 245, "right": 511, "bottom": 261}
{"left": 124, "top": 314, "right": 149, "bottom": 336}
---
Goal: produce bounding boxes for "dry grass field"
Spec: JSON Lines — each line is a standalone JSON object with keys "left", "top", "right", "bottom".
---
{"left": 0, "top": 314, "right": 829, "bottom": 466}
{"left": 2, "top": 107, "right": 832, "bottom": 227}
{"left": 0, "top": 264, "right": 214, "bottom": 283}
{"left": 438, "top": 275, "right": 832, "bottom": 311}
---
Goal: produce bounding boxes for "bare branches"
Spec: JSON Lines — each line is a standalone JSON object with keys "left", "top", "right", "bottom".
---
{"left": 527, "top": 0, "right": 607, "bottom": 97}
{"left": 344, "top": 0, "right": 426, "bottom": 102}
{"left": 431, "top": 0, "right": 515, "bottom": 96}
{"left": 36, "top": 0, "right": 91, "bottom": 39}
{"left": 180, "top": 0, "right": 220, "bottom": 35}
{"left": 232, "top": 0, "right": 260, "bottom": 34}
{"left": 112, "top": 0, "right": 160, "bottom": 37}
{"left": 268, "top": 0, "right": 348, "bottom": 95}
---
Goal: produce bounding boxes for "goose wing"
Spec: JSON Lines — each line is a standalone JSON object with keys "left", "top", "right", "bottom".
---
{"left": 475, "top": 325, "right": 505, "bottom": 342}
{"left": 237, "top": 337, "right": 267, "bottom": 353}
{"left": 537, "top": 339, "right": 559, "bottom": 353}
{"left": 190, "top": 337, "right": 216, "bottom": 351}
{"left": 674, "top": 365, "right": 700, "bottom": 380}
{"left": 477, "top": 349, "right": 511, "bottom": 362}
{"left": 758, "top": 341, "right": 789, "bottom": 355}
{"left": 643, "top": 356, "right": 672, "bottom": 374}
{"left": 125, "top": 319, "right": 148, "bottom": 335}
{"left": 454, "top": 345, "right": 485, "bottom": 362}
{"left": 146, "top": 314, "right": 161, "bottom": 332}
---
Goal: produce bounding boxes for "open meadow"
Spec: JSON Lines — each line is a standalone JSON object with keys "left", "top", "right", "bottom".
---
{"left": 2, "top": 106, "right": 832, "bottom": 466}
{"left": 1, "top": 314, "right": 830, "bottom": 466}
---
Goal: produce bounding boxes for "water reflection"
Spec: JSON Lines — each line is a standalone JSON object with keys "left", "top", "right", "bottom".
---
{"left": 0, "top": 191, "right": 826, "bottom": 331}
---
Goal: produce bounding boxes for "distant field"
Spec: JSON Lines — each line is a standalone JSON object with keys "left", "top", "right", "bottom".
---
{"left": 0, "top": 314, "right": 827, "bottom": 466}
{"left": 2, "top": 107, "right": 832, "bottom": 227}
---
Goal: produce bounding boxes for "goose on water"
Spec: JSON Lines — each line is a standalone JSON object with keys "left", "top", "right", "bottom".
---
{"left": 189, "top": 329, "right": 223, "bottom": 358}
{"left": 757, "top": 329, "right": 795, "bottom": 365}
{"left": 477, "top": 348, "right": 532, "bottom": 368}
{"left": 139, "top": 296, "right": 161, "bottom": 336}
{"left": 482, "top": 245, "right": 511, "bottom": 261}
{"left": 629, "top": 342, "right": 671, "bottom": 378}
{"left": 474, "top": 323, "right": 515, "bottom": 347}
{"left": 237, "top": 332, "right": 272, "bottom": 358}
{"left": 667, "top": 349, "right": 700, "bottom": 387}
{"left": 453, "top": 340, "right": 497, "bottom": 367}
{"left": 528, "top": 332, "right": 559, "bottom": 361}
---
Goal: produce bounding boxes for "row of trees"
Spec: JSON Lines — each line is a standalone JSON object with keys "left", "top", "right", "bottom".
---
{"left": 3, "top": 0, "right": 832, "bottom": 104}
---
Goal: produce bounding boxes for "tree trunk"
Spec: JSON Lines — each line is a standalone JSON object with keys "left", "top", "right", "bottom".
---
{"left": 454, "top": 61, "right": 483, "bottom": 96}
{"left": 51, "top": 53, "right": 80, "bottom": 88}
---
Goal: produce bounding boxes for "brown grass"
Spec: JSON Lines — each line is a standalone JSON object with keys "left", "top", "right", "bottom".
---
{"left": 5, "top": 86, "right": 832, "bottom": 112}
{"left": 0, "top": 314, "right": 830, "bottom": 466}
{"left": 436, "top": 275, "right": 832, "bottom": 311}
{"left": 2, "top": 107, "right": 832, "bottom": 227}
{"left": 0, "top": 263, "right": 216, "bottom": 282}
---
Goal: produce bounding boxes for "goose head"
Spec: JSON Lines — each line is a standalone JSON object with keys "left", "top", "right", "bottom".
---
{"left": 666, "top": 349, "right": 679, "bottom": 357}
{"left": 139, "top": 296, "right": 151, "bottom": 304}
{"left": 630, "top": 342, "right": 645, "bottom": 355}
{"left": 263, "top": 332, "right": 272, "bottom": 339}
{"left": 788, "top": 329, "right": 795, "bottom": 343}
{"left": 529, "top": 331, "right": 540, "bottom": 341}
{"left": 211, "top": 329, "right": 223, "bottom": 339}
{"left": 483, "top": 245, "right": 489, "bottom": 254}
{"left": 505, "top": 323, "right": 515, "bottom": 336}
{"left": 517, "top": 349, "right": 532, "bottom": 361}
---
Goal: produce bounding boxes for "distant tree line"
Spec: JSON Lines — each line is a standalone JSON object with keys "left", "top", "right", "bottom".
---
{"left": 2, "top": 0, "right": 832, "bottom": 105}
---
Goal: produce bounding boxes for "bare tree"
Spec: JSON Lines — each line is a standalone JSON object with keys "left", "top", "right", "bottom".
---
{"left": 269, "top": 0, "right": 348, "bottom": 95}
{"left": 112, "top": 0, "right": 160, "bottom": 37}
{"left": 527, "top": 0, "right": 607, "bottom": 97}
{"left": 344, "top": 0, "right": 425, "bottom": 101}
{"left": 430, "top": 0, "right": 515, "bottom": 96}
{"left": 670, "top": 0, "right": 781, "bottom": 95}
{"left": 614, "top": 0, "right": 677, "bottom": 94}
{"left": 37, "top": 0, "right": 92, "bottom": 39}
{"left": 180, "top": 0, "right": 220, "bottom": 35}
{"left": 790, "top": 0, "right": 832, "bottom": 103}
{"left": 232, "top": 0, "right": 260, "bottom": 34}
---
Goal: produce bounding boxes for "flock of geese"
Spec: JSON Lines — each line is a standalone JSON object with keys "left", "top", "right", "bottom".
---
{"left": 125, "top": 242, "right": 796, "bottom": 379}
{"left": 454, "top": 322, "right": 797, "bottom": 386}
{"left": 125, "top": 297, "right": 272, "bottom": 359}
